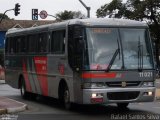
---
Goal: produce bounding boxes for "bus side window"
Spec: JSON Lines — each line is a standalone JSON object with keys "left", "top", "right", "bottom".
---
{"left": 68, "top": 26, "right": 75, "bottom": 68}
{"left": 68, "top": 25, "right": 84, "bottom": 71}
{"left": 38, "top": 33, "right": 48, "bottom": 53}
{"left": 5, "top": 37, "right": 9, "bottom": 54}
{"left": 28, "top": 34, "right": 37, "bottom": 53}
{"left": 20, "top": 36, "right": 27, "bottom": 53}
{"left": 10, "top": 37, "right": 16, "bottom": 54}
{"left": 16, "top": 37, "right": 21, "bottom": 53}
{"left": 51, "top": 30, "right": 65, "bottom": 54}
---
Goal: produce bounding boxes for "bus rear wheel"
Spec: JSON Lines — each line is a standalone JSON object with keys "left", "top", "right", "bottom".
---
{"left": 117, "top": 103, "right": 129, "bottom": 109}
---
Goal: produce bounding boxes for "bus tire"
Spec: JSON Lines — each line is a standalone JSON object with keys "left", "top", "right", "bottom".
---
{"left": 117, "top": 103, "right": 129, "bottom": 109}
{"left": 63, "top": 85, "right": 72, "bottom": 110}
{"left": 20, "top": 77, "right": 28, "bottom": 99}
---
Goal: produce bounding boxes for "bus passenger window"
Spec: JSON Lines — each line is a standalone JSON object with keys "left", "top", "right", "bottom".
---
{"left": 16, "top": 37, "right": 21, "bottom": 53}
{"left": 10, "top": 37, "right": 16, "bottom": 54}
{"left": 20, "top": 36, "right": 27, "bottom": 53}
{"left": 28, "top": 35, "right": 37, "bottom": 53}
{"left": 5, "top": 38, "right": 9, "bottom": 54}
{"left": 38, "top": 33, "right": 48, "bottom": 53}
{"left": 51, "top": 30, "right": 65, "bottom": 54}
{"left": 63, "top": 37, "right": 65, "bottom": 52}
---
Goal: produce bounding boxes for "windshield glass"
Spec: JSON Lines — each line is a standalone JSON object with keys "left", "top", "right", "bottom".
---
{"left": 85, "top": 28, "right": 153, "bottom": 70}
{"left": 86, "top": 28, "right": 122, "bottom": 70}
{"left": 120, "top": 28, "right": 153, "bottom": 69}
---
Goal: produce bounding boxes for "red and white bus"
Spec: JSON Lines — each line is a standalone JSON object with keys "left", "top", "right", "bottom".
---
{"left": 5, "top": 18, "right": 156, "bottom": 109}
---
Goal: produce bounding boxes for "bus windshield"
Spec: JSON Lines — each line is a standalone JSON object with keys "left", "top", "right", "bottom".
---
{"left": 85, "top": 28, "right": 153, "bottom": 70}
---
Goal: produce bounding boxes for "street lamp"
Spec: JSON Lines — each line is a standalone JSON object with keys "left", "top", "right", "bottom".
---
{"left": 79, "top": 0, "right": 91, "bottom": 18}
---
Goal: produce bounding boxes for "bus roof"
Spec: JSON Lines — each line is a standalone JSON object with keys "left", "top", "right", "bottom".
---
{"left": 68, "top": 18, "right": 148, "bottom": 27}
{"left": 6, "top": 18, "right": 148, "bottom": 36}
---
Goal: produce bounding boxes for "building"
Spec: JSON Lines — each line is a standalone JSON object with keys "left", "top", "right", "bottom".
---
{"left": 0, "top": 19, "right": 54, "bottom": 49}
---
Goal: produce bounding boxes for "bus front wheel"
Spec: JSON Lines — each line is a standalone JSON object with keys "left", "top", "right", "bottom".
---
{"left": 63, "top": 85, "right": 72, "bottom": 109}
{"left": 63, "top": 86, "right": 71, "bottom": 109}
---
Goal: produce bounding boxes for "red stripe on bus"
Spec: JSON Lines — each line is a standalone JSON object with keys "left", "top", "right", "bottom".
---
{"left": 22, "top": 61, "right": 32, "bottom": 92}
{"left": 81, "top": 73, "right": 117, "bottom": 79}
{"left": 34, "top": 57, "right": 48, "bottom": 96}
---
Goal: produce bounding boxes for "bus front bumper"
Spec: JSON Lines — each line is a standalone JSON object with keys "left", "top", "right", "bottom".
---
{"left": 82, "top": 87, "right": 156, "bottom": 104}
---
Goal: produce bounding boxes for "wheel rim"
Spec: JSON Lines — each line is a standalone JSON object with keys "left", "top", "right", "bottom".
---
{"left": 63, "top": 88, "right": 71, "bottom": 109}
{"left": 21, "top": 84, "right": 25, "bottom": 96}
{"left": 64, "top": 90, "right": 69, "bottom": 104}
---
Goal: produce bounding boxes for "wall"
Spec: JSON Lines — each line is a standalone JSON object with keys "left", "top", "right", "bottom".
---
{"left": 0, "top": 31, "right": 5, "bottom": 49}
{"left": 0, "top": 31, "right": 5, "bottom": 79}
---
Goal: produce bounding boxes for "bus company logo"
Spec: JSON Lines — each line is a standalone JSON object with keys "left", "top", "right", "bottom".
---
{"left": 115, "top": 73, "right": 124, "bottom": 78}
{"left": 34, "top": 59, "right": 46, "bottom": 64}
{"left": 121, "top": 81, "right": 127, "bottom": 87}
{"left": 58, "top": 64, "right": 65, "bottom": 75}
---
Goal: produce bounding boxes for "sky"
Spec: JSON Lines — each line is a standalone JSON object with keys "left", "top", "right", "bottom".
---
{"left": 0, "top": 0, "right": 112, "bottom": 20}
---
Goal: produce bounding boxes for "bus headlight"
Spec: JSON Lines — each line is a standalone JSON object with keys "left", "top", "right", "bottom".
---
{"left": 83, "top": 82, "right": 106, "bottom": 89}
{"left": 91, "top": 93, "right": 104, "bottom": 103}
{"left": 143, "top": 82, "right": 154, "bottom": 87}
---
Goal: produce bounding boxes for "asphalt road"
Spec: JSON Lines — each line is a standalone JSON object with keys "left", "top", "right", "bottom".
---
{"left": 0, "top": 83, "right": 160, "bottom": 120}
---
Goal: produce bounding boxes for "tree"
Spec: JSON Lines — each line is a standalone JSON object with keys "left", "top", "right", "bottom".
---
{"left": 55, "top": 10, "right": 85, "bottom": 20}
{"left": 73, "top": 11, "right": 85, "bottom": 19}
{"left": 96, "top": 0, "right": 125, "bottom": 18}
{"left": 0, "top": 13, "right": 10, "bottom": 20}
{"left": 96, "top": 0, "right": 160, "bottom": 67}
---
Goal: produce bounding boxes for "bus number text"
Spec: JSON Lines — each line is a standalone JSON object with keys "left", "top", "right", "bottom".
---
{"left": 139, "top": 72, "right": 153, "bottom": 77}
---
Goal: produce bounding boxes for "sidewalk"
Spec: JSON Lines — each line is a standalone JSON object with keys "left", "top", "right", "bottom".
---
{"left": 156, "top": 89, "right": 160, "bottom": 100}
{"left": 0, "top": 97, "right": 27, "bottom": 114}
{"left": 155, "top": 79, "right": 160, "bottom": 100}
{"left": 0, "top": 80, "right": 5, "bottom": 84}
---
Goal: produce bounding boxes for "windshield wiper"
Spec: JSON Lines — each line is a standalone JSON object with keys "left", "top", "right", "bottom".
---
{"left": 106, "top": 48, "right": 120, "bottom": 72}
{"left": 138, "top": 38, "right": 143, "bottom": 72}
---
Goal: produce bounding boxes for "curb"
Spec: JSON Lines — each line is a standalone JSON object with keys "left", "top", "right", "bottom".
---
{"left": 156, "top": 97, "right": 160, "bottom": 100}
{"left": 0, "top": 80, "right": 5, "bottom": 84}
{"left": 0, "top": 97, "right": 27, "bottom": 115}
{"left": 155, "top": 79, "right": 160, "bottom": 100}
{"left": 156, "top": 89, "right": 160, "bottom": 100}
{"left": 6, "top": 98, "right": 27, "bottom": 114}
{"left": 7, "top": 104, "right": 27, "bottom": 113}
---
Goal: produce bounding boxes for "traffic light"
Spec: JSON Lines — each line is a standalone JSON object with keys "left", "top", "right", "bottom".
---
{"left": 32, "top": 9, "right": 38, "bottom": 20}
{"left": 14, "top": 3, "right": 20, "bottom": 16}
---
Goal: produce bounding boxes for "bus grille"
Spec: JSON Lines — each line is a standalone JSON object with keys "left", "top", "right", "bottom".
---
{"left": 106, "top": 81, "right": 141, "bottom": 87}
{"left": 107, "top": 92, "right": 140, "bottom": 100}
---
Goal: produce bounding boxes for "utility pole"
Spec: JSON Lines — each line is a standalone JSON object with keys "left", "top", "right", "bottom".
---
{"left": 79, "top": 0, "right": 91, "bottom": 18}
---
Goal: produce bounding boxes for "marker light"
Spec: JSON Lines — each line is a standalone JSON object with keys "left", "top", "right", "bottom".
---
{"left": 92, "top": 93, "right": 97, "bottom": 98}
{"left": 143, "top": 82, "right": 154, "bottom": 87}
{"left": 148, "top": 92, "right": 153, "bottom": 96}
